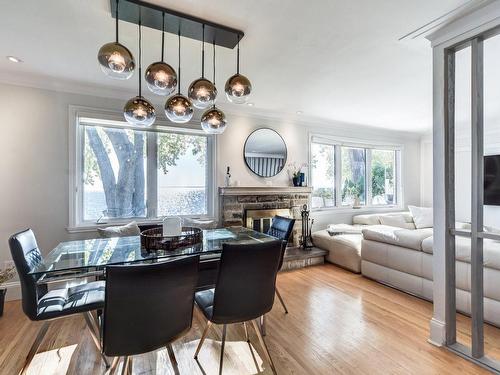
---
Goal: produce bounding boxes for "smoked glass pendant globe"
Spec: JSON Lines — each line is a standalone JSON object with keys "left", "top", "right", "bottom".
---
{"left": 123, "top": 96, "right": 156, "bottom": 127}
{"left": 145, "top": 61, "right": 177, "bottom": 96}
{"left": 201, "top": 107, "right": 227, "bottom": 134}
{"left": 224, "top": 73, "right": 252, "bottom": 104}
{"left": 165, "top": 94, "right": 194, "bottom": 123}
{"left": 188, "top": 78, "right": 217, "bottom": 109}
{"left": 98, "top": 42, "right": 135, "bottom": 80}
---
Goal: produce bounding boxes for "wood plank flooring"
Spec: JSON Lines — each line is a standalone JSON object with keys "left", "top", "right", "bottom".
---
{"left": 0, "top": 264, "right": 495, "bottom": 374}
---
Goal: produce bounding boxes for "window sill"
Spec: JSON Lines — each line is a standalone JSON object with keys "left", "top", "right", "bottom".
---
{"left": 67, "top": 217, "right": 216, "bottom": 234}
{"left": 311, "top": 205, "right": 404, "bottom": 215}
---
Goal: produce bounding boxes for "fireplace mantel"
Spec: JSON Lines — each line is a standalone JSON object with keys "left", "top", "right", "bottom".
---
{"left": 219, "top": 186, "right": 313, "bottom": 196}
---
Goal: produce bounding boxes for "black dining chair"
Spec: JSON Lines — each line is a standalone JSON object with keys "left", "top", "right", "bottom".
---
{"left": 8, "top": 229, "right": 108, "bottom": 374}
{"left": 193, "top": 240, "right": 283, "bottom": 375}
{"left": 267, "top": 215, "right": 295, "bottom": 314}
{"left": 102, "top": 255, "right": 200, "bottom": 374}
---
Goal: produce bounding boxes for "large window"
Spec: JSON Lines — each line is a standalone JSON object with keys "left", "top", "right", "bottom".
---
{"left": 310, "top": 136, "right": 401, "bottom": 209}
{"left": 72, "top": 111, "right": 215, "bottom": 228}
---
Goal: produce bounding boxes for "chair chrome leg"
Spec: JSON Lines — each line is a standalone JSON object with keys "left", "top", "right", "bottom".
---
{"left": 194, "top": 321, "right": 212, "bottom": 359}
{"left": 166, "top": 343, "right": 180, "bottom": 375}
{"left": 83, "top": 311, "right": 110, "bottom": 368}
{"left": 260, "top": 315, "right": 267, "bottom": 336}
{"left": 251, "top": 319, "right": 277, "bottom": 375}
{"left": 19, "top": 321, "right": 50, "bottom": 375}
{"left": 105, "top": 357, "right": 120, "bottom": 375}
{"left": 276, "top": 289, "right": 289, "bottom": 314}
{"left": 243, "top": 322, "right": 250, "bottom": 342}
{"left": 120, "top": 356, "right": 129, "bottom": 375}
{"left": 219, "top": 324, "right": 227, "bottom": 375}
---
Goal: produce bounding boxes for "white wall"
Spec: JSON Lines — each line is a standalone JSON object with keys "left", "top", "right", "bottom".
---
{"left": 420, "top": 135, "right": 433, "bottom": 206}
{"left": 0, "top": 82, "right": 423, "bottom": 299}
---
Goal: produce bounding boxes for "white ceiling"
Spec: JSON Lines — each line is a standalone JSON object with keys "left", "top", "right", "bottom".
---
{"left": 0, "top": 0, "right": 473, "bottom": 134}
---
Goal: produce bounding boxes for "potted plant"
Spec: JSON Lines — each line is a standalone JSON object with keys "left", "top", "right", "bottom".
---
{"left": 287, "top": 162, "right": 308, "bottom": 187}
{"left": 344, "top": 180, "right": 362, "bottom": 209}
{"left": 0, "top": 265, "right": 16, "bottom": 317}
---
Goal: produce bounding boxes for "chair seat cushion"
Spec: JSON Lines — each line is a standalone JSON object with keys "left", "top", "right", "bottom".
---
{"left": 194, "top": 289, "right": 215, "bottom": 321}
{"left": 37, "top": 281, "right": 105, "bottom": 320}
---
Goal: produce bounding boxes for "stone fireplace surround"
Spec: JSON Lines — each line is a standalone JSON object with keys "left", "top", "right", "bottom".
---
{"left": 218, "top": 186, "right": 313, "bottom": 246}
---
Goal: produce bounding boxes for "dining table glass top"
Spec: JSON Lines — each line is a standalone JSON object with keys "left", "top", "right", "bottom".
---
{"left": 30, "top": 227, "right": 275, "bottom": 279}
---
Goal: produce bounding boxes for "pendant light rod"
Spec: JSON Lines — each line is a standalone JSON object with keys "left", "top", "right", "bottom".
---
{"left": 236, "top": 34, "right": 240, "bottom": 74}
{"left": 161, "top": 12, "right": 165, "bottom": 61}
{"left": 138, "top": 10, "right": 142, "bottom": 96}
{"left": 213, "top": 38, "right": 216, "bottom": 108}
{"left": 115, "top": 0, "right": 119, "bottom": 43}
{"left": 201, "top": 24, "right": 205, "bottom": 78}
{"left": 177, "top": 29, "right": 181, "bottom": 94}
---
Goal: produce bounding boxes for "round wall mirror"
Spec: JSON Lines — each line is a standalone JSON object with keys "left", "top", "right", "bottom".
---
{"left": 244, "top": 128, "right": 287, "bottom": 177}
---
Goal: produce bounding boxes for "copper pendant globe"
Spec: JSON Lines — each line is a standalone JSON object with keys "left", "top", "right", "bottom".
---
{"left": 225, "top": 73, "right": 252, "bottom": 104}
{"left": 98, "top": 42, "right": 135, "bottom": 80}
{"left": 165, "top": 94, "right": 194, "bottom": 123}
{"left": 188, "top": 78, "right": 217, "bottom": 109}
{"left": 124, "top": 96, "right": 156, "bottom": 127}
{"left": 201, "top": 106, "right": 227, "bottom": 134}
{"left": 145, "top": 62, "right": 177, "bottom": 96}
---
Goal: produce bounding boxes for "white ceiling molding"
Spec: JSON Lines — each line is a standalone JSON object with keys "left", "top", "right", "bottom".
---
{"left": 399, "top": 0, "right": 495, "bottom": 41}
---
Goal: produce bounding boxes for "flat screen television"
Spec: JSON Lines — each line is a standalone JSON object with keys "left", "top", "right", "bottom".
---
{"left": 484, "top": 155, "right": 500, "bottom": 205}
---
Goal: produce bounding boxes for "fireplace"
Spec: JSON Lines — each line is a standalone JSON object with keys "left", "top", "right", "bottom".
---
{"left": 244, "top": 208, "right": 291, "bottom": 233}
{"left": 218, "top": 186, "right": 312, "bottom": 246}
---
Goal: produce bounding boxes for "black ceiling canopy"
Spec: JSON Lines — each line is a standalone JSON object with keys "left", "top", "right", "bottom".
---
{"left": 110, "top": 0, "right": 244, "bottom": 49}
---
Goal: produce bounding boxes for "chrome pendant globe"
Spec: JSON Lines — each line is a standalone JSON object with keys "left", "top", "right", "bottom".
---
{"left": 145, "top": 62, "right": 177, "bottom": 96}
{"left": 98, "top": 42, "right": 135, "bottom": 80}
{"left": 188, "top": 78, "right": 217, "bottom": 109}
{"left": 124, "top": 96, "right": 156, "bottom": 127}
{"left": 201, "top": 107, "right": 227, "bottom": 134}
{"left": 225, "top": 73, "right": 251, "bottom": 104}
{"left": 165, "top": 94, "right": 194, "bottom": 123}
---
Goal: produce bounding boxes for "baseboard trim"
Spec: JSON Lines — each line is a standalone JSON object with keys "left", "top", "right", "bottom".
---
{"left": 3, "top": 281, "right": 21, "bottom": 301}
{"left": 428, "top": 317, "right": 446, "bottom": 347}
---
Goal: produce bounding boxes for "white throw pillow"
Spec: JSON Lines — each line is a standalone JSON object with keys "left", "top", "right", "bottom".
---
{"left": 97, "top": 221, "right": 141, "bottom": 238}
{"left": 408, "top": 206, "right": 433, "bottom": 229}
{"left": 379, "top": 215, "right": 415, "bottom": 229}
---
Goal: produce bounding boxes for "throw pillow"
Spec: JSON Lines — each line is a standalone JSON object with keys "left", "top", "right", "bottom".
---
{"left": 97, "top": 221, "right": 141, "bottom": 238}
{"left": 408, "top": 206, "right": 433, "bottom": 229}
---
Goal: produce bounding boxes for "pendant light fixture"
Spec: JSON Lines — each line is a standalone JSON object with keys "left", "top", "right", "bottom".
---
{"left": 188, "top": 25, "right": 217, "bottom": 109}
{"left": 98, "top": 0, "right": 135, "bottom": 80}
{"left": 145, "top": 12, "right": 177, "bottom": 96}
{"left": 225, "top": 34, "right": 252, "bottom": 104}
{"left": 165, "top": 31, "right": 194, "bottom": 123}
{"left": 123, "top": 14, "right": 156, "bottom": 127}
{"left": 201, "top": 40, "right": 227, "bottom": 134}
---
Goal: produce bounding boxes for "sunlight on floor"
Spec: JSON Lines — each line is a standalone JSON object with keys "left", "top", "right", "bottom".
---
{"left": 26, "top": 344, "right": 77, "bottom": 375}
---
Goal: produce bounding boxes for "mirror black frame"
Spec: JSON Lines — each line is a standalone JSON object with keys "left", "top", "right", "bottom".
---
{"left": 243, "top": 128, "right": 287, "bottom": 178}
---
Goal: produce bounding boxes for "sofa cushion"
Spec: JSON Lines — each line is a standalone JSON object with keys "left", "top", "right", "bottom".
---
{"left": 379, "top": 215, "right": 416, "bottom": 230}
{"left": 362, "top": 225, "right": 433, "bottom": 251}
{"left": 421, "top": 235, "right": 500, "bottom": 271}
{"left": 352, "top": 211, "right": 414, "bottom": 226}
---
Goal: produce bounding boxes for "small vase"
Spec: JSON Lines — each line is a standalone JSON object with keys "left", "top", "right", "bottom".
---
{"left": 353, "top": 197, "right": 361, "bottom": 209}
{"left": 292, "top": 177, "right": 300, "bottom": 187}
{"left": 0, "top": 288, "right": 6, "bottom": 317}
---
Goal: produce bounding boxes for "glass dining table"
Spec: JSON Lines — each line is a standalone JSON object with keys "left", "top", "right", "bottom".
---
{"left": 31, "top": 227, "right": 276, "bottom": 284}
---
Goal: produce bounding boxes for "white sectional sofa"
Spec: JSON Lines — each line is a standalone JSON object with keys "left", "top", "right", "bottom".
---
{"left": 312, "top": 211, "right": 500, "bottom": 327}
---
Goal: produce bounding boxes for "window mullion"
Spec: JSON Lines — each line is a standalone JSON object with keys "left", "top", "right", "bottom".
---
{"left": 147, "top": 132, "right": 158, "bottom": 219}
{"left": 334, "top": 145, "right": 342, "bottom": 207}
{"left": 366, "top": 149, "right": 372, "bottom": 206}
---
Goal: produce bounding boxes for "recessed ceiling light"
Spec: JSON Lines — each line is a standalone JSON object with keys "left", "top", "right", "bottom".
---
{"left": 296, "top": 111, "right": 303, "bottom": 115}
{"left": 247, "top": 102, "right": 254, "bottom": 107}
{"left": 6, "top": 56, "right": 22, "bottom": 63}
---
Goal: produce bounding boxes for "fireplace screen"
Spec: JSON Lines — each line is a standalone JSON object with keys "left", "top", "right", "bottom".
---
{"left": 244, "top": 208, "right": 291, "bottom": 233}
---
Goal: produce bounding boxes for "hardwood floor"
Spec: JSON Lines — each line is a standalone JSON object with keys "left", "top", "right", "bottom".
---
{"left": 0, "top": 264, "right": 495, "bottom": 374}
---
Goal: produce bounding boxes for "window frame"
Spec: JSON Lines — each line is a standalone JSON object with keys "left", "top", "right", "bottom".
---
{"left": 308, "top": 133, "right": 403, "bottom": 211}
{"left": 68, "top": 106, "right": 217, "bottom": 231}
